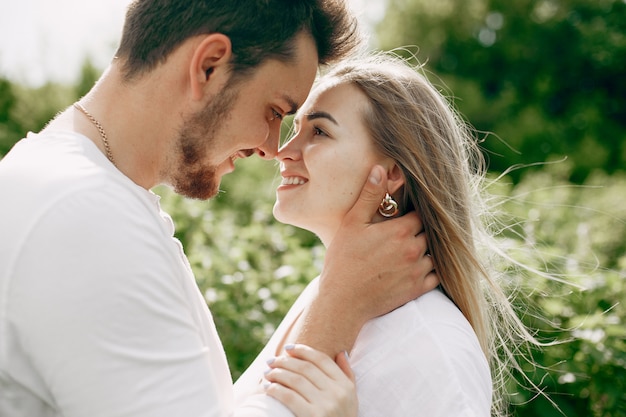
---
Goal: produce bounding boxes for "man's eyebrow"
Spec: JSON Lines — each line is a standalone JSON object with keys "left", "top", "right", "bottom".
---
{"left": 305, "top": 111, "right": 338, "bottom": 125}
{"left": 283, "top": 96, "right": 299, "bottom": 115}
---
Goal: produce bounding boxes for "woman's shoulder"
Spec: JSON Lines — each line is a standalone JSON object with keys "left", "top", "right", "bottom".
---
{"left": 349, "top": 288, "right": 492, "bottom": 416}
{"left": 354, "top": 287, "right": 475, "bottom": 345}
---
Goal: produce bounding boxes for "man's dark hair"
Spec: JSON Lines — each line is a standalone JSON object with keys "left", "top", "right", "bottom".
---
{"left": 115, "top": 0, "right": 361, "bottom": 81}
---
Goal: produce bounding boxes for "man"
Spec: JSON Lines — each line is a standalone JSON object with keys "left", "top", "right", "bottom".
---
{"left": 0, "top": 1, "right": 437, "bottom": 416}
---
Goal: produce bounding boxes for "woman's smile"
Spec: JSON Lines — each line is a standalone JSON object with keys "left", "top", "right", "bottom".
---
{"left": 280, "top": 176, "right": 308, "bottom": 186}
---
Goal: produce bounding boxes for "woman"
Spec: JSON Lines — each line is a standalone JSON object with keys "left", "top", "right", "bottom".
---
{"left": 236, "top": 53, "right": 535, "bottom": 416}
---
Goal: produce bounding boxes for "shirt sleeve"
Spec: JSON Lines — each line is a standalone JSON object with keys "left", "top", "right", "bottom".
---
{"left": 8, "top": 184, "right": 232, "bottom": 417}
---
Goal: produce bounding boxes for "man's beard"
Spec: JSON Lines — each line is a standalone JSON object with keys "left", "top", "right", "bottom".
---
{"left": 170, "top": 82, "right": 240, "bottom": 200}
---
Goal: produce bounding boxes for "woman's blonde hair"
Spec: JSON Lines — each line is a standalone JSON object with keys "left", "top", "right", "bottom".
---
{"left": 321, "top": 53, "right": 539, "bottom": 416}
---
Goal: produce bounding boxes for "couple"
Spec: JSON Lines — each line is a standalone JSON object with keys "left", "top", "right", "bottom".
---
{"left": 0, "top": 0, "right": 528, "bottom": 416}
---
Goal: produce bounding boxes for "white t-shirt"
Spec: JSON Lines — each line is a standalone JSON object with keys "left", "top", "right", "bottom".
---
{"left": 0, "top": 131, "right": 292, "bottom": 417}
{"left": 235, "top": 278, "right": 492, "bottom": 417}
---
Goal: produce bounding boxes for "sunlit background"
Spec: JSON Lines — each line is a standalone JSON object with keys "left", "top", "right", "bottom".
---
{"left": 0, "top": 0, "right": 385, "bottom": 87}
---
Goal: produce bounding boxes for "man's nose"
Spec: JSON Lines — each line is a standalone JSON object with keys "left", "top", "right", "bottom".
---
{"left": 255, "top": 125, "right": 280, "bottom": 159}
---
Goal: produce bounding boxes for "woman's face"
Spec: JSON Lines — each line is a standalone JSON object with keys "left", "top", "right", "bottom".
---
{"left": 273, "top": 81, "right": 390, "bottom": 245}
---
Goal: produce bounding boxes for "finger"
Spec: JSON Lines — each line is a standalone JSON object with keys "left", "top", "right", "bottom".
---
{"left": 343, "top": 165, "right": 388, "bottom": 225}
{"left": 381, "top": 210, "right": 424, "bottom": 238}
{"left": 401, "top": 210, "right": 425, "bottom": 236}
{"left": 385, "top": 227, "right": 428, "bottom": 269}
{"left": 405, "top": 257, "right": 439, "bottom": 301}
{"left": 265, "top": 381, "right": 312, "bottom": 417}
{"left": 267, "top": 347, "right": 357, "bottom": 417}
{"left": 266, "top": 352, "right": 329, "bottom": 395}
{"left": 334, "top": 350, "right": 354, "bottom": 381}
{"left": 265, "top": 365, "right": 319, "bottom": 403}
{"left": 282, "top": 344, "right": 348, "bottom": 382}
{"left": 422, "top": 271, "right": 440, "bottom": 293}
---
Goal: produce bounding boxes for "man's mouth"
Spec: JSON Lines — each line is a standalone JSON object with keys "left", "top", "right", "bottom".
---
{"left": 230, "top": 149, "right": 255, "bottom": 162}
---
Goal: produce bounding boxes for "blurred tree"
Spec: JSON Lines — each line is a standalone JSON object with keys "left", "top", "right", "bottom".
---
{"left": 0, "top": 58, "right": 100, "bottom": 158}
{"left": 0, "top": 77, "right": 20, "bottom": 155}
{"left": 377, "top": 0, "right": 626, "bottom": 183}
{"left": 0, "top": 79, "right": 74, "bottom": 156}
{"left": 492, "top": 166, "right": 626, "bottom": 416}
{"left": 75, "top": 58, "right": 101, "bottom": 99}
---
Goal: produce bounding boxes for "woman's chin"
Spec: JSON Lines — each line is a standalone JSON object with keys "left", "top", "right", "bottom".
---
{"left": 272, "top": 205, "right": 296, "bottom": 226}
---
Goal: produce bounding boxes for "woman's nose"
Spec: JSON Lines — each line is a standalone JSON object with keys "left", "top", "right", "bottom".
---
{"left": 276, "top": 134, "right": 303, "bottom": 162}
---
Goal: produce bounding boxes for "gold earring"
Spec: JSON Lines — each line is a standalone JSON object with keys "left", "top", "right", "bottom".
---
{"left": 378, "top": 193, "right": 399, "bottom": 217}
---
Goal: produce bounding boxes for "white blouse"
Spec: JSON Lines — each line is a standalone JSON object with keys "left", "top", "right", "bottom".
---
{"left": 235, "top": 278, "right": 492, "bottom": 417}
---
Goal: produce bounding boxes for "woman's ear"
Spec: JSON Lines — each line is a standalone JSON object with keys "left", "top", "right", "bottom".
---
{"left": 189, "top": 33, "right": 232, "bottom": 100}
{"left": 386, "top": 162, "right": 405, "bottom": 195}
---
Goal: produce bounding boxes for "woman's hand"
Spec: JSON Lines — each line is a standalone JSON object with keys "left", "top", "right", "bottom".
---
{"left": 264, "top": 344, "right": 357, "bottom": 417}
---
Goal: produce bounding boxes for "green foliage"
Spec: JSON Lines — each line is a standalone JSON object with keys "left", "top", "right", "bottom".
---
{"left": 0, "top": 59, "right": 101, "bottom": 157}
{"left": 74, "top": 58, "right": 101, "bottom": 99}
{"left": 0, "top": 77, "right": 19, "bottom": 155}
{"left": 489, "top": 165, "right": 626, "bottom": 416}
{"left": 377, "top": 0, "right": 626, "bottom": 183}
{"left": 0, "top": 76, "right": 74, "bottom": 155}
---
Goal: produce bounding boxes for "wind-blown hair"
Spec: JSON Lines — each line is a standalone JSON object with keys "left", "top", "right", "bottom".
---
{"left": 320, "top": 53, "right": 539, "bottom": 416}
{"left": 114, "top": 0, "right": 361, "bottom": 82}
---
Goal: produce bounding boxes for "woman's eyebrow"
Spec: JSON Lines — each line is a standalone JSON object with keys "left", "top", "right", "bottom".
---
{"left": 305, "top": 111, "right": 338, "bottom": 125}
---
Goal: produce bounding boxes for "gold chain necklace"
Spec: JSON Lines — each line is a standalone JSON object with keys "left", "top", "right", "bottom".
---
{"left": 73, "top": 103, "right": 116, "bottom": 166}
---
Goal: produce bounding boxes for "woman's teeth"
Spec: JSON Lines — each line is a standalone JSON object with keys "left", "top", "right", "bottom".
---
{"left": 281, "top": 177, "right": 307, "bottom": 185}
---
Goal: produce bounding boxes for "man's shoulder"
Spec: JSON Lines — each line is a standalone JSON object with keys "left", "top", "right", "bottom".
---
{"left": 0, "top": 131, "right": 167, "bottom": 268}
{"left": 1, "top": 131, "right": 158, "bottom": 225}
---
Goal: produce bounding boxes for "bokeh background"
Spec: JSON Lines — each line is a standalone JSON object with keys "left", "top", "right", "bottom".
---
{"left": 1, "top": 1, "right": 625, "bottom": 416}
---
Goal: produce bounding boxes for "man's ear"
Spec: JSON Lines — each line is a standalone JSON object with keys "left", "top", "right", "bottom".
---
{"left": 386, "top": 162, "right": 405, "bottom": 195}
{"left": 189, "top": 33, "right": 232, "bottom": 100}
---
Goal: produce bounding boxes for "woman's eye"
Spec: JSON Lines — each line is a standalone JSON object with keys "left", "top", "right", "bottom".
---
{"left": 313, "top": 127, "right": 326, "bottom": 136}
